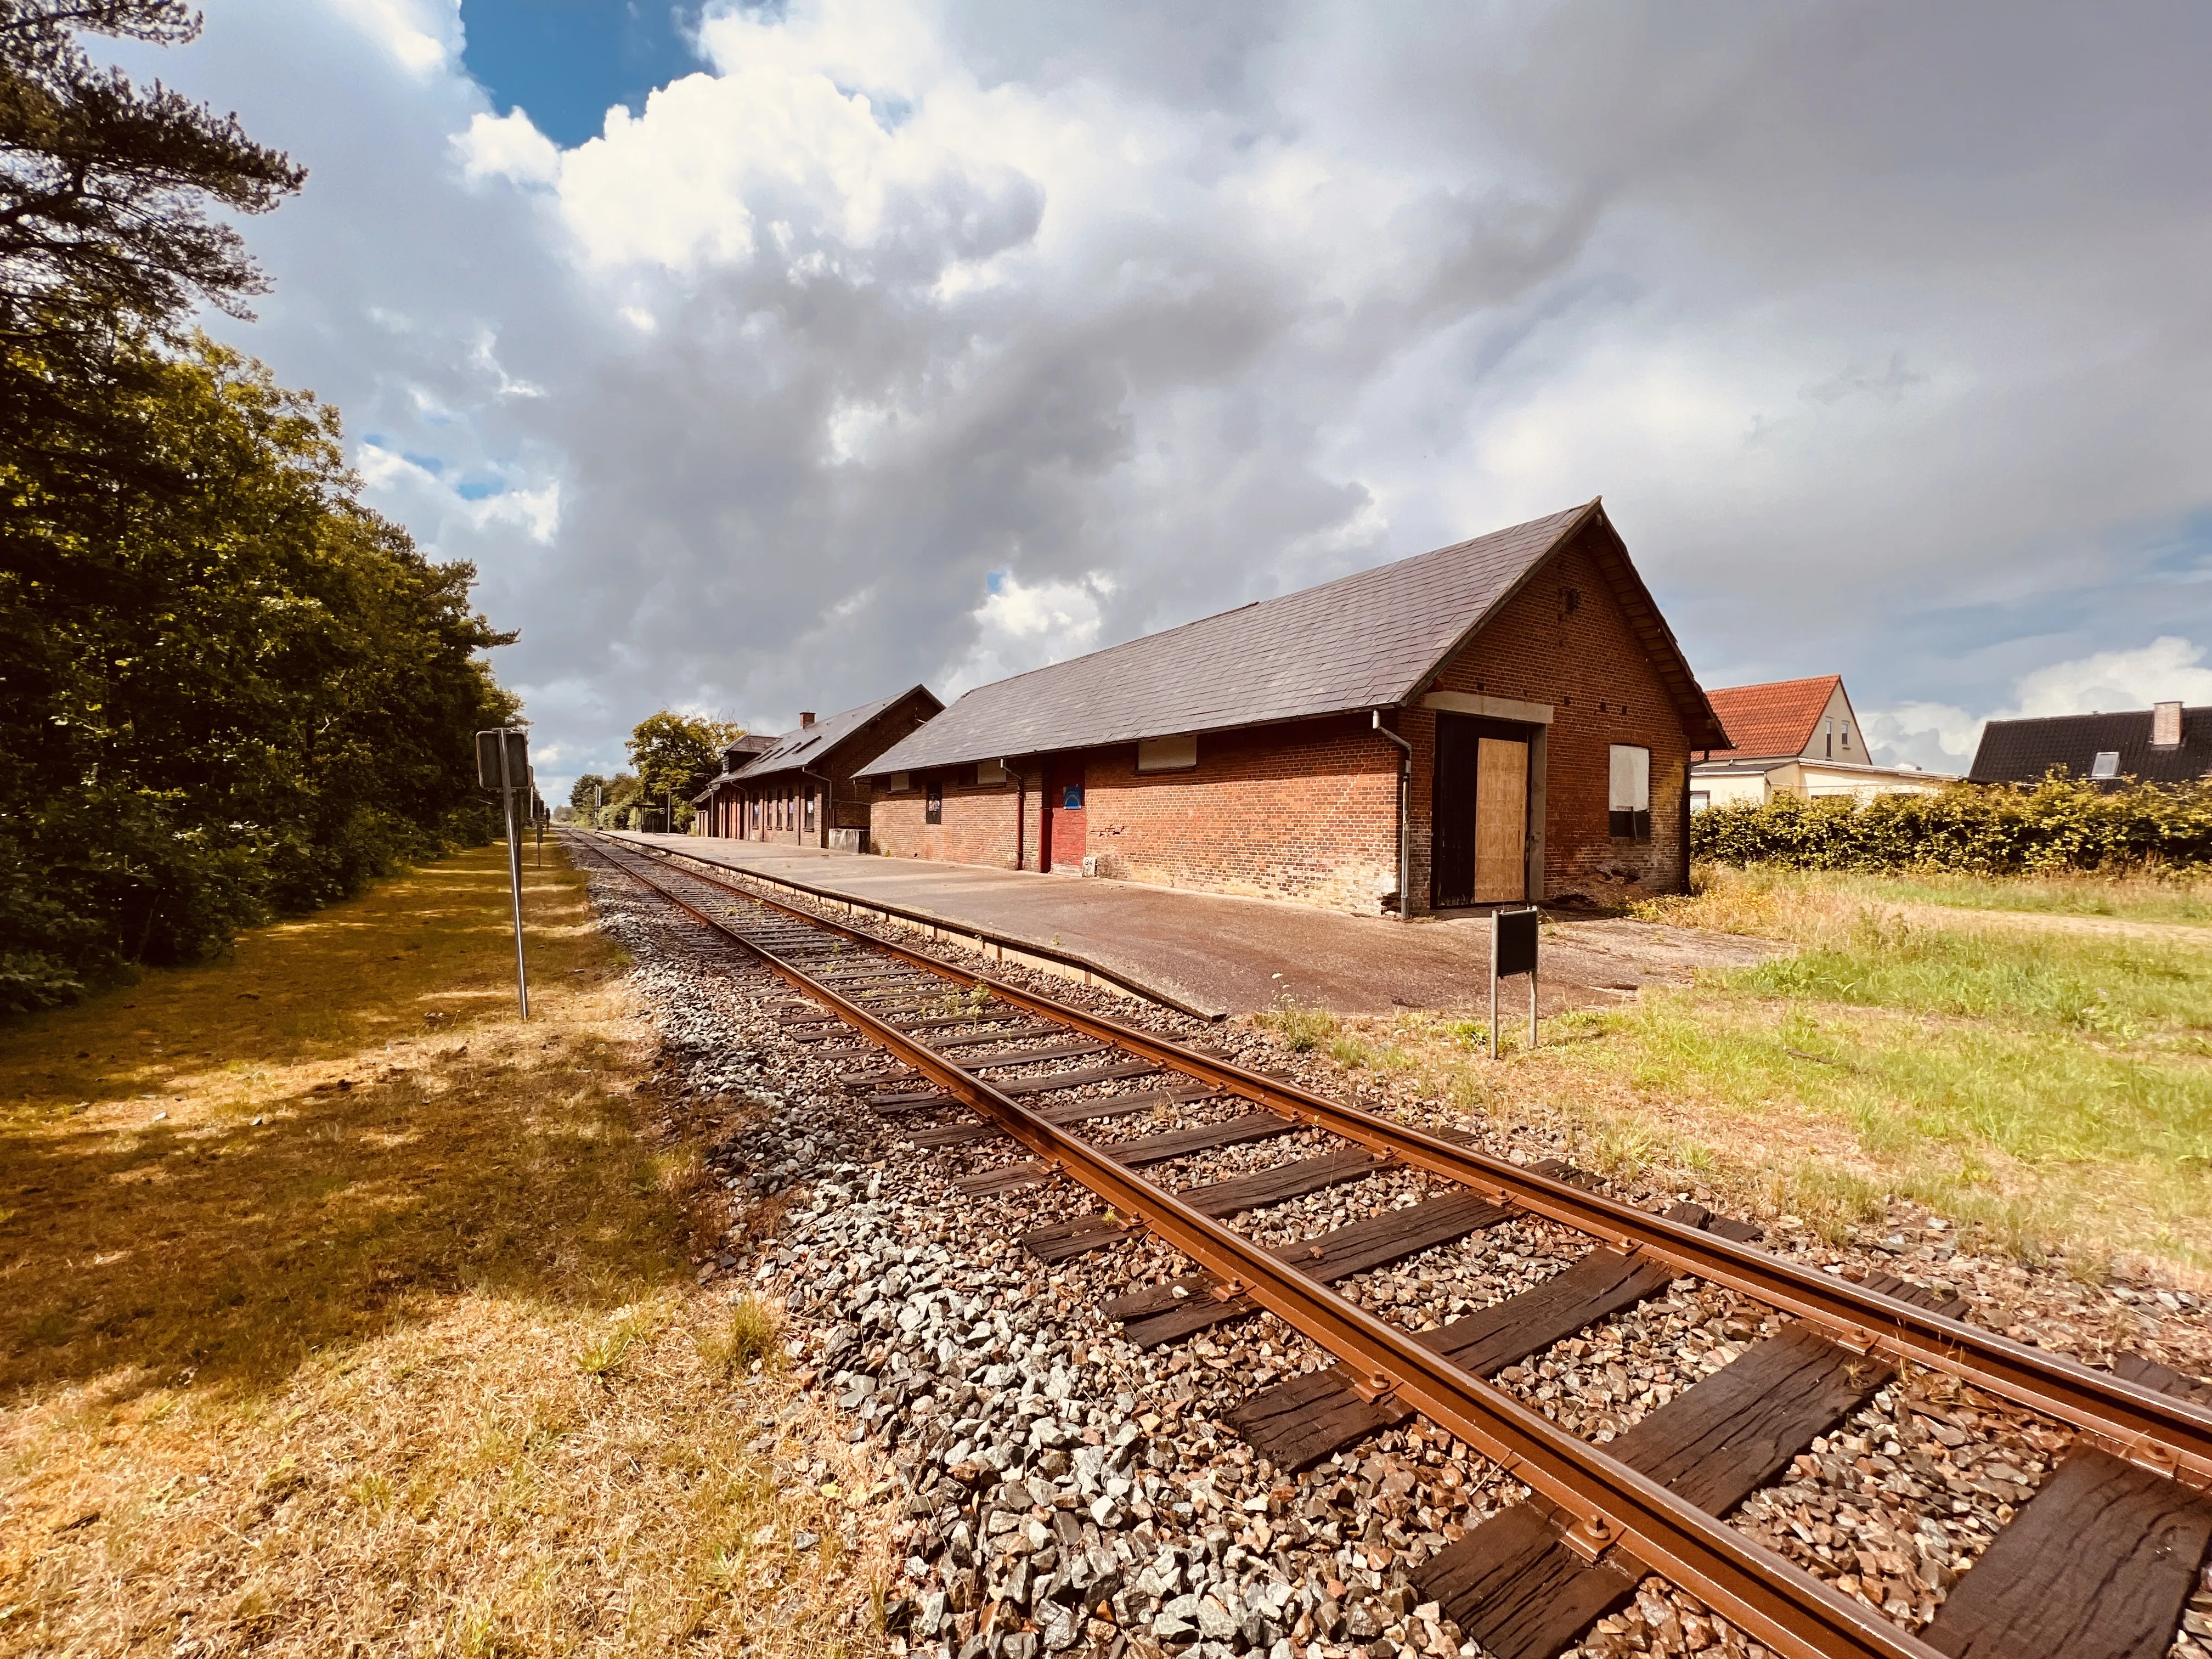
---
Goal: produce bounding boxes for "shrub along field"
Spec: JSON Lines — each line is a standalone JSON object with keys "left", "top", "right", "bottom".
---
{"left": 0, "top": 843, "right": 890, "bottom": 1657}
{"left": 1690, "top": 775, "right": 2212, "bottom": 874}
{"left": 1270, "top": 864, "right": 2212, "bottom": 1280}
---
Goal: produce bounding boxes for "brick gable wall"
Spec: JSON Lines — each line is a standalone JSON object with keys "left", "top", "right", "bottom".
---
{"left": 1407, "top": 529, "right": 1688, "bottom": 907}
{"left": 702, "top": 691, "right": 941, "bottom": 847}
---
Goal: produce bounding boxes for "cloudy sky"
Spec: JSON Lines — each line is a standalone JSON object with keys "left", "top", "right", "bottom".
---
{"left": 119, "top": 1, "right": 2212, "bottom": 789}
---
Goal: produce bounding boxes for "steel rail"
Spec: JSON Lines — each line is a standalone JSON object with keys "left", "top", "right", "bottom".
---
{"left": 611, "top": 833, "right": 2212, "bottom": 1489}
{"left": 605, "top": 834, "right": 1227, "bottom": 1022}
{"left": 583, "top": 835, "right": 1941, "bottom": 1659}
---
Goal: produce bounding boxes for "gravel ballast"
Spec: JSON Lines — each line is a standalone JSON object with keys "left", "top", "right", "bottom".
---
{"left": 581, "top": 845, "right": 2212, "bottom": 1659}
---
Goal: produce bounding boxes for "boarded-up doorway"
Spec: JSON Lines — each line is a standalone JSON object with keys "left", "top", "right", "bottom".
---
{"left": 1043, "top": 757, "right": 1087, "bottom": 872}
{"left": 1432, "top": 714, "right": 1531, "bottom": 908}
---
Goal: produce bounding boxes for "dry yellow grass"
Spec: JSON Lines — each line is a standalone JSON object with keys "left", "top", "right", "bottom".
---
{"left": 0, "top": 843, "right": 895, "bottom": 1657}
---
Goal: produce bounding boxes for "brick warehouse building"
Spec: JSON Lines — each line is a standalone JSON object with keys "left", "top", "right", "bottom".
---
{"left": 856, "top": 501, "right": 1728, "bottom": 915}
{"left": 693, "top": 685, "right": 942, "bottom": 851}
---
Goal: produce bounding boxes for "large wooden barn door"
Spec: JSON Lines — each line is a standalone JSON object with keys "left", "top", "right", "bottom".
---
{"left": 1474, "top": 737, "right": 1529, "bottom": 902}
{"left": 1432, "top": 714, "right": 1530, "bottom": 908}
{"left": 1043, "top": 757, "right": 1086, "bottom": 871}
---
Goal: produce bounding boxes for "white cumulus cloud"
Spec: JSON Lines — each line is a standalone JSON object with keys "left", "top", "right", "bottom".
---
{"left": 129, "top": 0, "right": 2212, "bottom": 803}
{"left": 454, "top": 108, "right": 560, "bottom": 187}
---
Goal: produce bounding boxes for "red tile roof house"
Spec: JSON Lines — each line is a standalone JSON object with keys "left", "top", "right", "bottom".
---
{"left": 855, "top": 501, "right": 1729, "bottom": 916}
{"left": 1690, "top": 675, "right": 1953, "bottom": 809}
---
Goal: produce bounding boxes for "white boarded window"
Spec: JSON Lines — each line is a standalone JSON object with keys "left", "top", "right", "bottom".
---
{"left": 885, "top": 771, "right": 909, "bottom": 792}
{"left": 1609, "top": 744, "right": 1651, "bottom": 840}
{"left": 977, "top": 758, "right": 1007, "bottom": 785}
{"left": 1136, "top": 733, "right": 1198, "bottom": 773}
{"left": 2090, "top": 751, "right": 2121, "bottom": 780}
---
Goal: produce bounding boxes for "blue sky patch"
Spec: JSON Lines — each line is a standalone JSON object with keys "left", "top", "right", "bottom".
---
{"left": 459, "top": 1, "right": 705, "bottom": 149}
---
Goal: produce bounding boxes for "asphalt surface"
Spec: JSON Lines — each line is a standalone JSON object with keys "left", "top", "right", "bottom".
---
{"left": 615, "top": 833, "right": 1776, "bottom": 1018}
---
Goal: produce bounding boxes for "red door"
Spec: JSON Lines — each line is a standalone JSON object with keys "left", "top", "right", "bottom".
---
{"left": 1043, "top": 757, "right": 1086, "bottom": 872}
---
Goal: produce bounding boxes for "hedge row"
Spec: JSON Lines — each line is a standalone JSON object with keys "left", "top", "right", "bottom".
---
{"left": 1690, "top": 776, "right": 2212, "bottom": 873}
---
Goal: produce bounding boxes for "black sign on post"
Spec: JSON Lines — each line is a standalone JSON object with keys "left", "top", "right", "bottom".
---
{"left": 1489, "top": 906, "right": 1540, "bottom": 1058}
{"left": 476, "top": 729, "right": 529, "bottom": 792}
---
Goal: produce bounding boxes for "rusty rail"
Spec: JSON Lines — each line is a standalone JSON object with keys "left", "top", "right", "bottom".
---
{"left": 610, "top": 831, "right": 2212, "bottom": 1493}
{"left": 584, "top": 834, "right": 1948, "bottom": 1659}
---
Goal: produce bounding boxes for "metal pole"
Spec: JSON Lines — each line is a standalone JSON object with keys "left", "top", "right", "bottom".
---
{"left": 1529, "top": 962, "right": 1538, "bottom": 1052}
{"left": 498, "top": 732, "right": 529, "bottom": 1020}
{"left": 1489, "top": 915, "right": 1499, "bottom": 1060}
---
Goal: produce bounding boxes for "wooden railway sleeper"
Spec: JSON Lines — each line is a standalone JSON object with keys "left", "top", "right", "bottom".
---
{"left": 583, "top": 838, "right": 1944, "bottom": 1659}
{"left": 588, "top": 832, "right": 2212, "bottom": 1494}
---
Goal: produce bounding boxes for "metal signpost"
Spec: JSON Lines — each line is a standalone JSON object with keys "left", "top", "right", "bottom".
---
{"left": 1489, "top": 905, "right": 1539, "bottom": 1058}
{"left": 476, "top": 726, "right": 532, "bottom": 1019}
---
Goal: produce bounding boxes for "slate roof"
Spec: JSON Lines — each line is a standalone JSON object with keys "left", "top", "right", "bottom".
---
{"left": 863, "top": 501, "right": 1724, "bottom": 775}
{"left": 1696, "top": 675, "right": 1841, "bottom": 761}
{"left": 693, "top": 687, "right": 941, "bottom": 800}
{"left": 1970, "top": 707, "right": 2212, "bottom": 787}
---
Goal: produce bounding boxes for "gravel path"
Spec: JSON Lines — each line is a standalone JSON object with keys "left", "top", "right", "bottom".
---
{"left": 582, "top": 849, "right": 2212, "bottom": 1659}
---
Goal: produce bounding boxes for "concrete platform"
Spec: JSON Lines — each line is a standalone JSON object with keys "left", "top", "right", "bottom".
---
{"left": 614, "top": 833, "right": 1775, "bottom": 1019}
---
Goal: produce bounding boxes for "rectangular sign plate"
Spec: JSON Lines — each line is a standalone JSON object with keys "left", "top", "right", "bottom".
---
{"left": 1494, "top": 906, "right": 1539, "bottom": 978}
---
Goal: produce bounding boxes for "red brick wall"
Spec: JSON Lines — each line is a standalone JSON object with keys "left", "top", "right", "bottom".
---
{"left": 1405, "top": 528, "right": 1689, "bottom": 908}
{"left": 869, "top": 724, "right": 1400, "bottom": 912}
{"left": 1080, "top": 718, "right": 1397, "bottom": 910}
{"left": 870, "top": 769, "right": 1038, "bottom": 868}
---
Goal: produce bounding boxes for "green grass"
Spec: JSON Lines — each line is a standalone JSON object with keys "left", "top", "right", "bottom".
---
{"left": 1618, "top": 988, "right": 2212, "bottom": 1256}
{"left": 1735, "top": 911, "right": 2212, "bottom": 1045}
{"left": 1372, "top": 868, "right": 2212, "bottom": 1272}
{"left": 1828, "top": 867, "right": 2212, "bottom": 926}
{"left": 1260, "top": 1000, "right": 1341, "bottom": 1053}
{"left": 1610, "top": 893, "right": 2212, "bottom": 1265}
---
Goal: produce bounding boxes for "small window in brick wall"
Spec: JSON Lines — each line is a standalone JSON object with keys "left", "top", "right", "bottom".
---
{"left": 805, "top": 791, "right": 816, "bottom": 831}
{"left": 1609, "top": 744, "right": 1651, "bottom": 840}
{"left": 926, "top": 780, "right": 943, "bottom": 824}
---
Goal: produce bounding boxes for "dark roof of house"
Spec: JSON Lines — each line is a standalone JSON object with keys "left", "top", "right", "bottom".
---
{"left": 861, "top": 501, "right": 1725, "bottom": 774}
{"left": 1697, "top": 675, "right": 1841, "bottom": 761}
{"left": 692, "top": 687, "right": 943, "bottom": 800}
{"left": 1969, "top": 707, "right": 2212, "bottom": 786}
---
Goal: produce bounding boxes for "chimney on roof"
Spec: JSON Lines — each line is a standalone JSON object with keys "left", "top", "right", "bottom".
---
{"left": 800, "top": 711, "right": 816, "bottom": 727}
{"left": 2153, "top": 701, "right": 2183, "bottom": 748}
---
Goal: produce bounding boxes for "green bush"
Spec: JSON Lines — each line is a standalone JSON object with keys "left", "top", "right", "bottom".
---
{"left": 0, "top": 341, "right": 516, "bottom": 1013}
{"left": 1691, "top": 776, "right": 2212, "bottom": 874}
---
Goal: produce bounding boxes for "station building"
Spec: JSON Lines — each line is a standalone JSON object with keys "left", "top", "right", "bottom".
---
{"left": 693, "top": 686, "right": 941, "bottom": 851}
{"left": 856, "top": 500, "right": 1729, "bottom": 916}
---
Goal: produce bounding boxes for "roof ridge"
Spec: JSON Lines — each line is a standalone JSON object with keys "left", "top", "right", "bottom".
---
{"left": 932, "top": 502, "right": 1596, "bottom": 709}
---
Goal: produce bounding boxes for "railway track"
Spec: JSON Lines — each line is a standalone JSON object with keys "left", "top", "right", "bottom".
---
{"left": 577, "top": 831, "right": 2212, "bottom": 1659}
